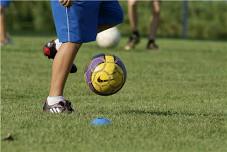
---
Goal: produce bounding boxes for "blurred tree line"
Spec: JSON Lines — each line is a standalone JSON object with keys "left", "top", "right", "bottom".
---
{"left": 6, "top": 1, "right": 227, "bottom": 39}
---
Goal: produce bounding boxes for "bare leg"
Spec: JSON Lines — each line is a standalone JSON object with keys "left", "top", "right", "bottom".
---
{"left": 149, "top": 0, "right": 160, "bottom": 40}
{"left": 49, "top": 24, "right": 117, "bottom": 96}
{"left": 128, "top": 0, "right": 138, "bottom": 32}
{"left": 147, "top": 0, "right": 160, "bottom": 50}
{"left": 49, "top": 42, "right": 81, "bottom": 96}
{"left": 124, "top": 0, "right": 140, "bottom": 50}
{"left": 0, "top": 7, "right": 7, "bottom": 43}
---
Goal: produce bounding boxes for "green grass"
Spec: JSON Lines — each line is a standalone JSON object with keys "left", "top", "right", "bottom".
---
{"left": 1, "top": 35, "right": 227, "bottom": 152}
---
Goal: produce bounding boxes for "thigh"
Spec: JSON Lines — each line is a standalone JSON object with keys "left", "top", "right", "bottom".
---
{"left": 51, "top": 1, "right": 101, "bottom": 43}
{"left": 0, "top": 0, "right": 11, "bottom": 8}
{"left": 98, "top": 0, "right": 123, "bottom": 26}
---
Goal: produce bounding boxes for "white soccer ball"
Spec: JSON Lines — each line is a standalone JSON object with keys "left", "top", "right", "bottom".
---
{"left": 96, "top": 27, "right": 120, "bottom": 48}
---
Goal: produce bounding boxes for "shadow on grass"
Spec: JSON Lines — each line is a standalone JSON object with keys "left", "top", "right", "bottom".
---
{"left": 118, "top": 109, "right": 225, "bottom": 118}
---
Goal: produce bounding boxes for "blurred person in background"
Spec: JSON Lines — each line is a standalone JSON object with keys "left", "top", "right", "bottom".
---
{"left": 0, "top": 0, "right": 11, "bottom": 46}
{"left": 125, "top": 0, "right": 160, "bottom": 50}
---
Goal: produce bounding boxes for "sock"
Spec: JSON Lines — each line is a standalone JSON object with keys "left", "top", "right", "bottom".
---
{"left": 47, "top": 96, "right": 65, "bottom": 106}
{"left": 54, "top": 39, "right": 62, "bottom": 51}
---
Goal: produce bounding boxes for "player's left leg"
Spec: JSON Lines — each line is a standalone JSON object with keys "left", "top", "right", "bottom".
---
{"left": 43, "top": 42, "right": 81, "bottom": 113}
{"left": 49, "top": 42, "right": 81, "bottom": 97}
{"left": 147, "top": 0, "right": 160, "bottom": 50}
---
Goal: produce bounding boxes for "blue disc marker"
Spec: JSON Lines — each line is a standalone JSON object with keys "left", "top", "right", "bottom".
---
{"left": 91, "top": 117, "right": 111, "bottom": 126}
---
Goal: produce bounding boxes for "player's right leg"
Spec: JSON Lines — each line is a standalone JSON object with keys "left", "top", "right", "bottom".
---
{"left": 125, "top": 0, "right": 140, "bottom": 50}
{"left": 0, "top": 6, "right": 6, "bottom": 44}
{"left": 0, "top": 0, "right": 11, "bottom": 46}
{"left": 97, "top": 0, "right": 123, "bottom": 32}
{"left": 147, "top": 0, "right": 160, "bottom": 50}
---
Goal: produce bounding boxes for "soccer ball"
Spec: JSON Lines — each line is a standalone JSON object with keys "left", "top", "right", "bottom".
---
{"left": 96, "top": 27, "right": 120, "bottom": 48}
{"left": 84, "top": 53, "right": 127, "bottom": 96}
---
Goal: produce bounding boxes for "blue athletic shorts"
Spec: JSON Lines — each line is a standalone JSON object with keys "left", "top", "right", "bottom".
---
{"left": 0, "top": 0, "right": 10, "bottom": 8}
{"left": 51, "top": 0, "right": 123, "bottom": 43}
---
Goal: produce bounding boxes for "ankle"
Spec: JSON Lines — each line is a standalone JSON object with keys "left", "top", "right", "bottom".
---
{"left": 47, "top": 96, "right": 65, "bottom": 105}
{"left": 132, "top": 30, "right": 140, "bottom": 37}
{"left": 148, "top": 38, "right": 155, "bottom": 44}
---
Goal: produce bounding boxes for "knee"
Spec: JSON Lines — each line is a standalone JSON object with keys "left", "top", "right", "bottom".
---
{"left": 0, "top": 7, "right": 5, "bottom": 15}
{"left": 153, "top": 6, "right": 160, "bottom": 16}
{"left": 60, "top": 42, "right": 81, "bottom": 52}
{"left": 152, "top": 1, "right": 160, "bottom": 16}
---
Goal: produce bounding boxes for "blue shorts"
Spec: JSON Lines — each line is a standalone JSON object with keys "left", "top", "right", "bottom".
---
{"left": 0, "top": 0, "right": 10, "bottom": 8}
{"left": 51, "top": 0, "right": 123, "bottom": 43}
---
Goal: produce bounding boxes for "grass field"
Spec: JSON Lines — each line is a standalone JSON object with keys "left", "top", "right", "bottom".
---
{"left": 1, "top": 35, "right": 227, "bottom": 152}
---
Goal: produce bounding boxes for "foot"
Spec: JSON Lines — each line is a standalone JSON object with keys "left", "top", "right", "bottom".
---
{"left": 124, "top": 31, "right": 140, "bottom": 50}
{"left": 0, "top": 37, "right": 12, "bottom": 46}
{"left": 43, "top": 40, "right": 77, "bottom": 73}
{"left": 146, "top": 39, "right": 159, "bottom": 50}
{"left": 43, "top": 100, "right": 74, "bottom": 113}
